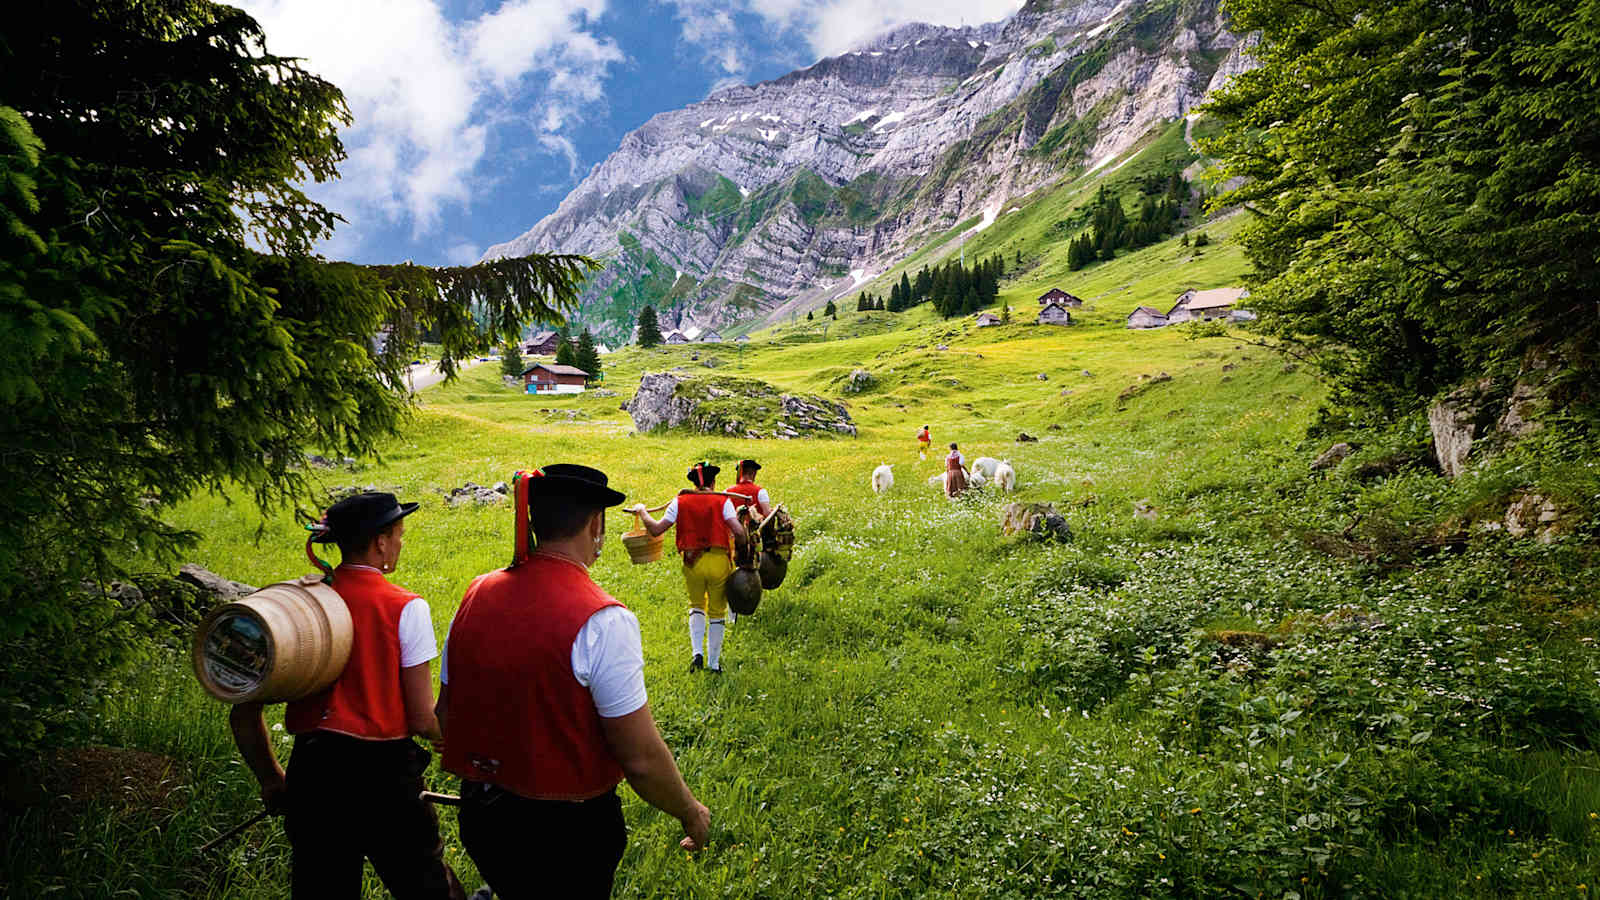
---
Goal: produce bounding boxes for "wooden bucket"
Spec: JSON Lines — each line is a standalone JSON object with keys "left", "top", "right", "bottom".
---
{"left": 622, "top": 530, "right": 664, "bottom": 564}
{"left": 192, "top": 574, "right": 353, "bottom": 704}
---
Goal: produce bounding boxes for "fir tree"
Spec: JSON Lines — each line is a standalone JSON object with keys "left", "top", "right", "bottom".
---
{"left": 824, "top": 299, "right": 837, "bottom": 319}
{"left": 636, "top": 305, "right": 663, "bottom": 348}
{"left": 500, "top": 341, "right": 524, "bottom": 378}
{"left": 576, "top": 328, "right": 601, "bottom": 378}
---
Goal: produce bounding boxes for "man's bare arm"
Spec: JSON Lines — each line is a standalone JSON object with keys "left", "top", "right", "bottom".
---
{"left": 598, "top": 704, "right": 710, "bottom": 850}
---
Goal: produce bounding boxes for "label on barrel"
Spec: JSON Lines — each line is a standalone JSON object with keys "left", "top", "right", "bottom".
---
{"left": 203, "top": 611, "right": 269, "bottom": 696}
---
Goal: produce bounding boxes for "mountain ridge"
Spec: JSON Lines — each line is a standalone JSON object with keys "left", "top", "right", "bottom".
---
{"left": 483, "top": 0, "right": 1255, "bottom": 343}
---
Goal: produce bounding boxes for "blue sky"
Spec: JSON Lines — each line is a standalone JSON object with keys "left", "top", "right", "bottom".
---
{"left": 236, "top": 0, "right": 1022, "bottom": 266}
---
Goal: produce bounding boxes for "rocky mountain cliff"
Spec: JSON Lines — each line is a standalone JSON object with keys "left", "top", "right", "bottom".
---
{"left": 482, "top": 0, "right": 1255, "bottom": 342}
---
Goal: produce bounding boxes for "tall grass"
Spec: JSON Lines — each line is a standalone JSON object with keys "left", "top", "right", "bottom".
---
{"left": 8, "top": 225, "right": 1597, "bottom": 897}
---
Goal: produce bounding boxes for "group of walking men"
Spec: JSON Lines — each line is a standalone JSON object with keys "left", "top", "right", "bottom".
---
{"left": 227, "top": 458, "right": 775, "bottom": 898}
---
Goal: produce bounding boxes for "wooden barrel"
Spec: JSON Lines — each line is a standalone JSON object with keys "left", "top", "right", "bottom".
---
{"left": 622, "top": 530, "right": 664, "bottom": 564}
{"left": 192, "top": 574, "right": 353, "bottom": 704}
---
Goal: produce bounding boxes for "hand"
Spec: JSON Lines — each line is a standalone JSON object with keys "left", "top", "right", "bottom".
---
{"left": 260, "top": 776, "right": 289, "bottom": 817}
{"left": 631, "top": 503, "right": 647, "bottom": 515}
{"left": 678, "top": 801, "right": 711, "bottom": 851}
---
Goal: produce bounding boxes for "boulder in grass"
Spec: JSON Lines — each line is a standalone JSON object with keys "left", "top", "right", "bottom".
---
{"left": 1000, "top": 503, "right": 1072, "bottom": 543}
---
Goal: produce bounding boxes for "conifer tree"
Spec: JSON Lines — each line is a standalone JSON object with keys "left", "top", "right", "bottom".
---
{"left": 500, "top": 341, "right": 525, "bottom": 377}
{"left": 576, "top": 328, "right": 601, "bottom": 378}
{"left": 824, "top": 299, "right": 837, "bottom": 319}
{"left": 637, "top": 305, "right": 663, "bottom": 347}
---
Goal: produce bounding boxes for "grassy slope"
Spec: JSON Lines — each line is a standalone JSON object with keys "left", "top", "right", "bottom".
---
{"left": 10, "top": 143, "right": 1599, "bottom": 897}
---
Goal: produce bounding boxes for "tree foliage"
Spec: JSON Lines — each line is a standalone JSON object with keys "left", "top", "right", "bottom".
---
{"left": 500, "top": 340, "right": 525, "bottom": 377}
{"left": 576, "top": 327, "right": 602, "bottom": 377}
{"left": 636, "top": 305, "right": 663, "bottom": 347}
{"left": 1206, "top": 0, "right": 1600, "bottom": 408}
{"left": 0, "top": 1, "right": 596, "bottom": 756}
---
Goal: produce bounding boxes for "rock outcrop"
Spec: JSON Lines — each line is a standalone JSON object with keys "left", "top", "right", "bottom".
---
{"left": 624, "top": 373, "right": 857, "bottom": 439}
{"left": 1000, "top": 502, "right": 1073, "bottom": 543}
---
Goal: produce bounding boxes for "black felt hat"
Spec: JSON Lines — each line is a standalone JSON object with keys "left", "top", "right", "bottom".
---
{"left": 738, "top": 459, "right": 761, "bottom": 473}
{"left": 685, "top": 461, "right": 722, "bottom": 488}
{"left": 529, "top": 464, "right": 627, "bottom": 507}
{"left": 314, "top": 492, "right": 418, "bottom": 544}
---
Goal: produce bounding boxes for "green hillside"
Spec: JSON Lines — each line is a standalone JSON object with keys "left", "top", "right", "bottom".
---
{"left": 12, "top": 211, "right": 1598, "bottom": 895}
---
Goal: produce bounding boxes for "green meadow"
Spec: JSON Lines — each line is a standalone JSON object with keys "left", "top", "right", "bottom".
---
{"left": 10, "top": 266, "right": 1600, "bottom": 895}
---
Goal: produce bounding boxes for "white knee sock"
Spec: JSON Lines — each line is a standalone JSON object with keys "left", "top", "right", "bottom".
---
{"left": 689, "top": 610, "right": 706, "bottom": 656}
{"left": 707, "top": 618, "right": 726, "bottom": 670}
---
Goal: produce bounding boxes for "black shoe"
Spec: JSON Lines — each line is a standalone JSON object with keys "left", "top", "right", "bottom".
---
{"left": 708, "top": 665, "right": 723, "bottom": 675}
{"left": 689, "top": 653, "right": 704, "bottom": 673}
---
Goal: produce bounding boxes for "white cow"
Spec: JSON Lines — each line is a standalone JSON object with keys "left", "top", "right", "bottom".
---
{"left": 871, "top": 463, "right": 895, "bottom": 493}
{"left": 993, "top": 461, "right": 1016, "bottom": 492}
{"left": 970, "top": 457, "right": 1001, "bottom": 479}
{"left": 968, "top": 470, "right": 987, "bottom": 490}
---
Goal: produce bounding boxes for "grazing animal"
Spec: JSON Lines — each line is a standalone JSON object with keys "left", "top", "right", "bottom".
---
{"left": 871, "top": 463, "right": 895, "bottom": 493}
{"left": 993, "top": 461, "right": 1016, "bottom": 492}
{"left": 968, "top": 470, "right": 987, "bottom": 490}
{"left": 971, "top": 457, "right": 1001, "bottom": 479}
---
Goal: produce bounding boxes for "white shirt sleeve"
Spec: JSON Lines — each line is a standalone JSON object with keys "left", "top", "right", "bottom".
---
{"left": 571, "top": 606, "right": 648, "bottom": 719}
{"left": 659, "top": 497, "right": 679, "bottom": 525}
{"left": 398, "top": 597, "right": 439, "bottom": 668}
{"left": 721, "top": 498, "right": 738, "bottom": 526}
{"left": 757, "top": 488, "right": 770, "bottom": 508}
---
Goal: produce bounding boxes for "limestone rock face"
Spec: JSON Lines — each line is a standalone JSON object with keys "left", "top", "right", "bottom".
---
{"left": 1428, "top": 378, "right": 1498, "bottom": 478}
{"left": 625, "top": 373, "right": 856, "bottom": 438}
{"left": 483, "top": 1, "right": 1254, "bottom": 341}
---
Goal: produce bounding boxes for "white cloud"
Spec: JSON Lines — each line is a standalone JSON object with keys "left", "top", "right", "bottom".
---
{"left": 235, "top": 0, "right": 621, "bottom": 252}
{"left": 664, "top": 0, "right": 1023, "bottom": 69}
{"left": 445, "top": 241, "right": 482, "bottom": 266}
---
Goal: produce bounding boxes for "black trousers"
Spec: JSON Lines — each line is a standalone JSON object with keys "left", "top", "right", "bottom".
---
{"left": 457, "top": 782, "right": 627, "bottom": 900}
{"left": 285, "top": 732, "right": 463, "bottom": 900}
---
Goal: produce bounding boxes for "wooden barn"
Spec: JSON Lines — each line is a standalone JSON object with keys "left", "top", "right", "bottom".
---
{"left": 521, "top": 362, "right": 590, "bottom": 394}
{"left": 699, "top": 330, "right": 724, "bottom": 343}
{"left": 664, "top": 331, "right": 689, "bottom": 345}
{"left": 1166, "top": 287, "right": 1250, "bottom": 323}
{"left": 975, "top": 312, "right": 1001, "bottom": 327}
{"left": 1037, "top": 287, "right": 1084, "bottom": 307}
{"left": 522, "top": 330, "right": 562, "bottom": 355}
{"left": 1037, "top": 302, "right": 1073, "bottom": 326}
{"left": 1126, "top": 306, "right": 1169, "bottom": 329}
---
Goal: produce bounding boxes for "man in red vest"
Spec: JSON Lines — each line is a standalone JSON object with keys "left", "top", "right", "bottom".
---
{"left": 228, "top": 492, "right": 464, "bottom": 899}
{"left": 633, "top": 462, "right": 748, "bottom": 673}
{"left": 725, "top": 458, "right": 772, "bottom": 518}
{"left": 440, "top": 465, "right": 710, "bottom": 899}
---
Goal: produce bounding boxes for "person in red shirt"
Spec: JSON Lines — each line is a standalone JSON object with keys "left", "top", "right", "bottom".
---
{"left": 633, "top": 462, "right": 748, "bottom": 673}
{"left": 917, "top": 424, "right": 932, "bottom": 459}
{"left": 439, "top": 465, "right": 709, "bottom": 899}
{"left": 725, "top": 458, "right": 772, "bottom": 518}
{"left": 228, "top": 492, "right": 464, "bottom": 900}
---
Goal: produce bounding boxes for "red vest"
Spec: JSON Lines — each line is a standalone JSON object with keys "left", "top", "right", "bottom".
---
{"left": 674, "top": 491, "right": 731, "bottom": 553}
{"left": 726, "top": 481, "right": 762, "bottom": 510}
{"left": 285, "top": 565, "right": 415, "bottom": 740}
{"left": 441, "top": 554, "right": 625, "bottom": 801}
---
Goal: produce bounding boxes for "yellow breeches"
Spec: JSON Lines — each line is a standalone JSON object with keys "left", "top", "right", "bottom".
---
{"left": 683, "top": 548, "right": 733, "bottom": 618}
